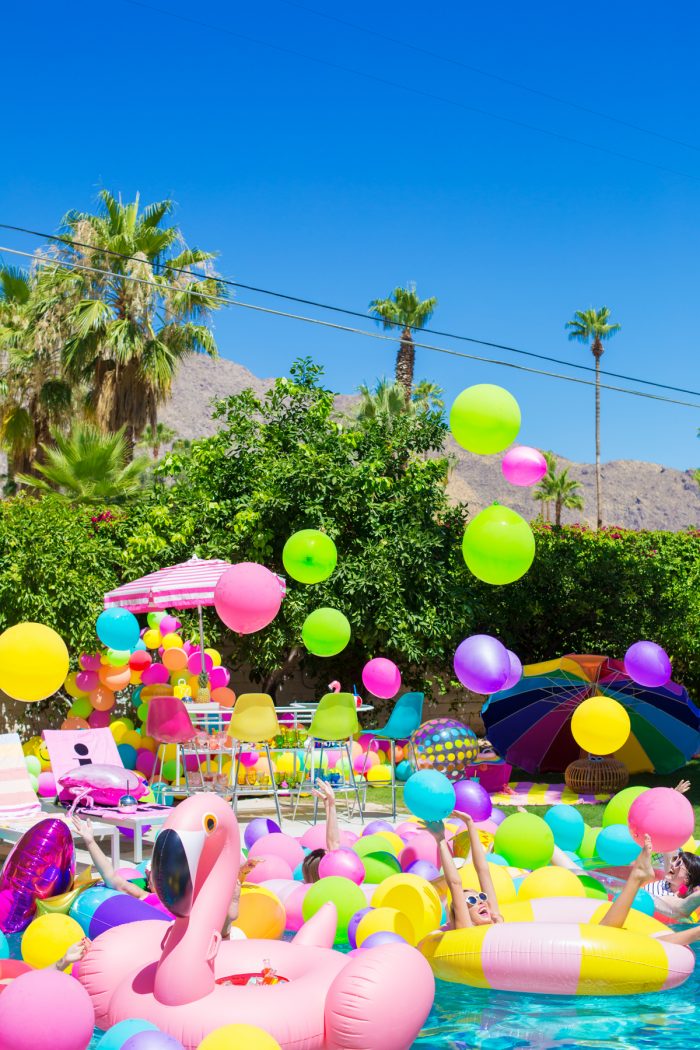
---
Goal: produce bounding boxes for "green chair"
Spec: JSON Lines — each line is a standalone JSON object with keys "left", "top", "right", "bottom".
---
{"left": 360, "top": 692, "right": 424, "bottom": 821}
{"left": 291, "top": 693, "right": 364, "bottom": 823}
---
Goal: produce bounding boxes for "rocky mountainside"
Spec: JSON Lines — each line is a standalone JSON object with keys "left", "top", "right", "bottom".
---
{"left": 160, "top": 355, "right": 700, "bottom": 532}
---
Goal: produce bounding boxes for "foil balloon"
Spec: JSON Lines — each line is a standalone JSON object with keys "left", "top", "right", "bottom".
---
{"left": 58, "top": 764, "right": 148, "bottom": 808}
{"left": 0, "top": 819, "right": 75, "bottom": 933}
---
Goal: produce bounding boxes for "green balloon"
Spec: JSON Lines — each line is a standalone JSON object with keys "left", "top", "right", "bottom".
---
{"left": 283, "top": 529, "right": 337, "bottom": 585}
{"left": 353, "top": 834, "right": 400, "bottom": 859}
{"left": 577, "top": 874, "right": 609, "bottom": 900}
{"left": 24, "top": 755, "right": 41, "bottom": 777}
{"left": 494, "top": 812, "right": 554, "bottom": 868}
{"left": 361, "top": 852, "right": 402, "bottom": 883}
{"left": 462, "top": 503, "right": 535, "bottom": 585}
{"left": 449, "top": 384, "right": 521, "bottom": 454}
{"left": 107, "top": 649, "right": 130, "bottom": 667}
{"left": 602, "top": 786, "right": 649, "bottom": 828}
{"left": 577, "top": 825, "right": 601, "bottom": 860}
{"left": 301, "top": 875, "right": 366, "bottom": 943}
{"left": 69, "top": 696, "right": 92, "bottom": 719}
{"left": 147, "top": 612, "right": 165, "bottom": 629}
{"left": 302, "top": 608, "right": 351, "bottom": 657}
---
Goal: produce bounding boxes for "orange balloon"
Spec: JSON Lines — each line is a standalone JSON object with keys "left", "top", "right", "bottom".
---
{"left": 89, "top": 686, "right": 115, "bottom": 711}
{"left": 129, "top": 671, "right": 143, "bottom": 686}
{"left": 98, "top": 664, "right": 131, "bottom": 691}
{"left": 212, "top": 686, "right": 236, "bottom": 708}
{"left": 163, "top": 647, "right": 188, "bottom": 672}
{"left": 61, "top": 717, "right": 90, "bottom": 731}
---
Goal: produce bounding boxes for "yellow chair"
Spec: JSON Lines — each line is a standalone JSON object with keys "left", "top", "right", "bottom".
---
{"left": 226, "top": 693, "right": 282, "bottom": 825}
{"left": 291, "top": 692, "right": 364, "bottom": 823}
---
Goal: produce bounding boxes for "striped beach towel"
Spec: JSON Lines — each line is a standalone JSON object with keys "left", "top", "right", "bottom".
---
{"left": 489, "top": 781, "right": 613, "bottom": 807}
{"left": 0, "top": 733, "right": 42, "bottom": 821}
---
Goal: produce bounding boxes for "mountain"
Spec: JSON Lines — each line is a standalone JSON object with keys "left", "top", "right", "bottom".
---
{"left": 160, "top": 355, "right": 700, "bottom": 532}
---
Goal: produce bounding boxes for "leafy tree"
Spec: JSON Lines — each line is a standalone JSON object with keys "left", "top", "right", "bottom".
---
{"left": 357, "top": 378, "right": 444, "bottom": 429}
{"left": 137, "top": 422, "right": 176, "bottom": 460}
{"left": 369, "top": 285, "right": 437, "bottom": 401}
{"left": 565, "top": 307, "right": 621, "bottom": 529}
{"left": 16, "top": 423, "right": 149, "bottom": 504}
{"left": 534, "top": 451, "right": 584, "bottom": 526}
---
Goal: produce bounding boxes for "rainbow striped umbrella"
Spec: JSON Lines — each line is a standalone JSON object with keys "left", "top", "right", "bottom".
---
{"left": 482, "top": 653, "right": 700, "bottom": 774}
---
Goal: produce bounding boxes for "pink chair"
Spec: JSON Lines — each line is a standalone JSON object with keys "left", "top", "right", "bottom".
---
{"left": 146, "top": 695, "right": 197, "bottom": 788}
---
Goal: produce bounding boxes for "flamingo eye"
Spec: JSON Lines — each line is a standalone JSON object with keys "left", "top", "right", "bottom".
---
{"left": 203, "top": 814, "right": 217, "bottom": 834}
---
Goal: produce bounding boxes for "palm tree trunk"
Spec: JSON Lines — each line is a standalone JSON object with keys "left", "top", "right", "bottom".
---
{"left": 593, "top": 338, "right": 603, "bottom": 529}
{"left": 555, "top": 498, "right": 562, "bottom": 527}
{"left": 395, "top": 328, "right": 415, "bottom": 403}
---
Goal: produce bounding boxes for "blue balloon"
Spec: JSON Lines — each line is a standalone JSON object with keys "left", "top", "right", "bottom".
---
{"left": 70, "top": 886, "right": 120, "bottom": 935}
{"left": 615, "top": 887, "right": 656, "bottom": 916}
{"left": 488, "top": 853, "right": 509, "bottom": 866}
{"left": 596, "top": 824, "right": 641, "bottom": 866}
{"left": 395, "top": 760, "right": 412, "bottom": 782}
{"left": 544, "top": 804, "right": 585, "bottom": 852}
{"left": 292, "top": 862, "right": 304, "bottom": 881}
{"left": 96, "top": 1021, "right": 160, "bottom": 1050}
{"left": 404, "top": 769, "right": 456, "bottom": 823}
{"left": 96, "top": 608, "right": 140, "bottom": 651}
{"left": 0, "top": 930, "right": 9, "bottom": 959}
{"left": 117, "top": 742, "right": 138, "bottom": 770}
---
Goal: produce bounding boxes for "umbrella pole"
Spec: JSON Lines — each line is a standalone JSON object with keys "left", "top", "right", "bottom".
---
{"left": 196, "top": 604, "right": 210, "bottom": 702}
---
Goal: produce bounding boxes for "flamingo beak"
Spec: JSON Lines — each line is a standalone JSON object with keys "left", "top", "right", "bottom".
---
{"left": 151, "top": 828, "right": 206, "bottom": 917}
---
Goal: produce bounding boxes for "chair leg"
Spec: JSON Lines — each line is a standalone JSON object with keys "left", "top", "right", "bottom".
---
{"left": 231, "top": 746, "right": 241, "bottom": 816}
{"left": 390, "top": 739, "right": 397, "bottom": 823}
{"left": 344, "top": 741, "right": 364, "bottom": 824}
{"left": 150, "top": 743, "right": 164, "bottom": 786}
{"left": 292, "top": 739, "right": 314, "bottom": 821}
{"left": 265, "top": 744, "right": 283, "bottom": 827}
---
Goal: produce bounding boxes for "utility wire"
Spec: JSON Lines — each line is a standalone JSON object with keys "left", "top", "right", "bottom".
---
{"left": 2, "top": 220, "right": 699, "bottom": 400}
{"left": 2, "top": 244, "right": 699, "bottom": 411}
{"left": 118, "top": 0, "right": 700, "bottom": 184}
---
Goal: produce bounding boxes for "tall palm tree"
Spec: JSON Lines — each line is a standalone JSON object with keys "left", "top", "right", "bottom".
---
{"left": 369, "top": 285, "right": 437, "bottom": 401}
{"left": 534, "top": 451, "right": 584, "bottom": 526}
{"left": 33, "top": 191, "right": 223, "bottom": 453}
{"left": 137, "top": 421, "right": 176, "bottom": 460}
{"left": 15, "top": 423, "right": 148, "bottom": 504}
{"left": 565, "top": 307, "right": 621, "bottom": 529}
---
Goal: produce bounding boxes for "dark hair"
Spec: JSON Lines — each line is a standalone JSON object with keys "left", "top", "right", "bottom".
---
{"left": 302, "top": 849, "right": 326, "bottom": 884}
{"left": 680, "top": 851, "right": 700, "bottom": 892}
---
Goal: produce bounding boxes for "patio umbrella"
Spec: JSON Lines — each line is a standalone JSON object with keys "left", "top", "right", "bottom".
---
{"left": 482, "top": 653, "right": 700, "bottom": 775}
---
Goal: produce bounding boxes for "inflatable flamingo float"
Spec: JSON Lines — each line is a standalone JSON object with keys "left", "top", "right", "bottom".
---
{"left": 80, "top": 795, "right": 434, "bottom": 1050}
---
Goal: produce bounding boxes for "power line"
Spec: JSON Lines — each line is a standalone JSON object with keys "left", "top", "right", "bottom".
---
{"left": 277, "top": 0, "right": 700, "bottom": 154}
{"left": 2, "top": 243, "right": 699, "bottom": 411}
{"left": 119, "top": 0, "right": 700, "bottom": 184}
{"left": 2, "top": 220, "right": 700, "bottom": 400}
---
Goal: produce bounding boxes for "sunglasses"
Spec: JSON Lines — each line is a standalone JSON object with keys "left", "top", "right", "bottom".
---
{"left": 465, "top": 892, "right": 488, "bottom": 907}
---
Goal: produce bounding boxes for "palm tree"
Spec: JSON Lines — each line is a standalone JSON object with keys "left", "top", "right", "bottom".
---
{"left": 33, "top": 191, "right": 223, "bottom": 453}
{"left": 412, "top": 380, "right": 444, "bottom": 413}
{"left": 137, "top": 421, "right": 176, "bottom": 460}
{"left": 369, "top": 285, "right": 437, "bottom": 401}
{"left": 534, "top": 451, "right": 584, "bottom": 526}
{"left": 565, "top": 307, "right": 621, "bottom": 529}
{"left": 15, "top": 423, "right": 148, "bottom": 504}
{"left": 357, "top": 377, "right": 444, "bottom": 425}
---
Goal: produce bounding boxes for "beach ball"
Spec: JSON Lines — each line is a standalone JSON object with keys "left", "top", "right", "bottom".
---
{"left": 301, "top": 608, "right": 351, "bottom": 657}
{"left": 214, "top": 563, "right": 283, "bottom": 634}
{"left": 501, "top": 445, "right": 547, "bottom": 487}
{"left": 449, "top": 384, "right": 521, "bottom": 454}
{"left": 462, "top": 504, "right": 535, "bottom": 586}
{"left": 628, "top": 787, "right": 694, "bottom": 852}
{"left": 96, "top": 608, "right": 140, "bottom": 651}
{"left": 283, "top": 529, "right": 337, "bottom": 584}
{"left": 624, "top": 641, "right": 672, "bottom": 688}
{"left": 453, "top": 634, "right": 509, "bottom": 694}
{"left": 494, "top": 813, "right": 554, "bottom": 869}
{"left": 361, "top": 657, "right": 401, "bottom": 699}
{"left": 596, "top": 824, "right": 641, "bottom": 866}
{"left": 603, "top": 786, "right": 649, "bottom": 827}
{"left": 404, "top": 769, "right": 456, "bottom": 823}
{"left": 0, "top": 969, "right": 95, "bottom": 1050}
{"left": 198, "top": 1027, "right": 281, "bottom": 1050}
{"left": 544, "top": 804, "right": 585, "bottom": 851}
{"left": 0, "top": 623, "right": 69, "bottom": 703}
{"left": 244, "top": 817, "right": 282, "bottom": 850}
{"left": 408, "top": 718, "right": 478, "bottom": 782}
{"left": 571, "top": 696, "right": 630, "bottom": 755}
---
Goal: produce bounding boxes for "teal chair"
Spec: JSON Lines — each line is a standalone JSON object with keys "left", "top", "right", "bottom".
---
{"left": 291, "top": 693, "right": 364, "bottom": 823}
{"left": 361, "top": 692, "right": 424, "bottom": 821}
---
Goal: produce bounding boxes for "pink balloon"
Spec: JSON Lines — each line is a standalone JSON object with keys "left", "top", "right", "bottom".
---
{"left": 239, "top": 751, "right": 258, "bottom": 768}
{"left": 300, "top": 823, "right": 331, "bottom": 850}
{"left": 248, "top": 833, "right": 305, "bottom": 870}
{"left": 159, "top": 615, "right": 181, "bottom": 635}
{"left": 0, "top": 969, "right": 95, "bottom": 1050}
{"left": 361, "top": 657, "right": 402, "bottom": 699}
{"left": 399, "top": 831, "right": 440, "bottom": 870}
{"left": 79, "top": 653, "right": 101, "bottom": 671}
{"left": 284, "top": 883, "right": 310, "bottom": 931}
{"left": 37, "top": 772, "right": 57, "bottom": 798}
{"left": 244, "top": 856, "right": 293, "bottom": 883}
{"left": 136, "top": 749, "right": 156, "bottom": 777}
{"left": 501, "top": 446, "right": 548, "bottom": 487}
{"left": 76, "top": 670, "right": 98, "bottom": 693}
{"left": 628, "top": 787, "right": 694, "bottom": 853}
{"left": 88, "top": 709, "right": 111, "bottom": 728}
{"left": 214, "top": 562, "right": 283, "bottom": 634}
{"left": 319, "top": 848, "right": 366, "bottom": 884}
{"left": 209, "top": 666, "right": 231, "bottom": 689}
{"left": 188, "top": 651, "right": 214, "bottom": 675}
{"left": 141, "top": 663, "right": 170, "bottom": 685}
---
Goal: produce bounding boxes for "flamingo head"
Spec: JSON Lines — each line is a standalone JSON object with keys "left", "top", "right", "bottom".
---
{"left": 151, "top": 794, "right": 240, "bottom": 917}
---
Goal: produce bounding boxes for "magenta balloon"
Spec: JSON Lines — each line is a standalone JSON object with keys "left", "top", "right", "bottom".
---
{"left": 75, "top": 670, "right": 98, "bottom": 693}
{"left": 214, "top": 562, "right": 284, "bottom": 634}
{"left": 361, "top": 658, "right": 402, "bottom": 699}
{"left": 453, "top": 779, "right": 493, "bottom": 822}
{"left": 88, "top": 709, "right": 111, "bottom": 728}
{"left": 141, "top": 663, "right": 170, "bottom": 685}
{"left": 454, "top": 634, "right": 510, "bottom": 693}
{"left": 624, "top": 641, "right": 672, "bottom": 688}
{"left": 318, "top": 848, "right": 366, "bottom": 884}
{"left": 159, "top": 615, "right": 181, "bottom": 636}
{"left": 501, "top": 446, "right": 547, "bottom": 487}
{"left": 79, "top": 653, "right": 101, "bottom": 671}
{"left": 501, "top": 650, "right": 523, "bottom": 691}
{"left": 187, "top": 651, "right": 214, "bottom": 675}
{"left": 0, "top": 819, "right": 74, "bottom": 933}
{"left": 208, "top": 665, "right": 230, "bottom": 689}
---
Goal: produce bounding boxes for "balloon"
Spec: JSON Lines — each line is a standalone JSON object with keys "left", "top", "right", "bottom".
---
{"left": 106, "top": 649, "right": 131, "bottom": 667}
{"left": 98, "top": 664, "right": 131, "bottom": 691}
{"left": 122, "top": 1034, "right": 186, "bottom": 1050}
{"left": 624, "top": 641, "right": 672, "bottom": 688}
{"left": 361, "top": 657, "right": 401, "bottom": 699}
{"left": 614, "top": 887, "right": 655, "bottom": 916}
{"left": 198, "top": 1026, "right": 281, "bottom": 1050}
{"left": 282, "top": 529, "right": 338, "bottom": 584}
{"left": 141, "top": 664, "right": 170, "bottom": 685}
{"left": 301, "top": 608, "right": 351, "bottom": 657}
{"left": 318, "top": 849, "right": 366, "bottom": 884}
{"left": 143, "top": 629, "right": 163, "bottom": 649}
{"left": 243, "top": 817, "right": 282, "bottom": 849}
{"left": 63, "top": 671, "right": 86, "bottom": 699}
{"left": 89, "top": 686, "right": 116, "bottom": 711}
{"left": 214, "top": 562, "right": 284, "bottom": 634}
{"left": 453, "top": 779, "right": 492, "bottom": 822}
{"left": 211, "top": 686, "right": 236, "bottom": 707}
{"left": 544, "top": 804, "right": 585, "bottom": 851}
{"left": 301, "top": 876, "right": 366, "bottom": 943}
{"left": 96, "top": 608, "right": 140, "bottom": 651}
{"left": 628, "top": 787, "right": 694, "bottom": 853}
{"left": 147, "top": 612, "right": 165, "bottom": 629}
{"left": 395, "top": 760, "right": 412, "bottom": 782}
{"left": 21, "top": 913, "right": 84, "bottom": 969}
{"left": 209, "top": 666, "right": 230, "bottom": 689}
{"left": 163, "top": 647, "right": 188, "bottom": 672}
{"left": 404, "top": 769, "right": 456, "bottom": 823}
{"left": 517, "top": 866, "right": 585, "bottom": 901}
{"left": 494, "top": 813, "right": 554, "bottom": 869}
{"left": 571, "top": 696, "right": 630, "bottom": 755}
{"left": 68, "top": 696, "right": 92, "bottom": 719}
{"left": 462, "top": 504, "right": 535, "bottom": 586}
{"left": 449, "top": 384, "right": 521, "bottom": 454}
{"left": 129, "top": 650, "right": 152, "bottom": 672}
{"left": 161, "top": 632, "right": 183, "bottom": 650}
{"left": 0, "top": 969, "right": 95, "bottom": 1050}
{"left": 96, "top": 1021, "right": 160, "bottom": 1050}
{"left": 603, "top": 786, "right": 649, "bottom": 828}
{"left": 61, "top": 716, "right": 90, "bottom": 731}
{"left": 577, "top": 825, "right": 601, "bottom": 860}
{"left": 596, "top": 824, "right": 641, "bottom": 866}
{"left": 79, "top": 652, "right": 101, "bottom": 671}
{"left": 453, "top": 634, "right": 509, "bottom": 693}
{"left": 159, "top": 615, "right": 181, "bottom": 635}
{"left": 501, "top": 445, "right": 547, "bottom": 487}
{"left": 0, "top": 623, "right": 69, "bottom": 703}
{"left": 204, "top": 648, "right": 222, "bottom": 666}
{"left": 188, "top": 651, "right": 213, "bottom": 675}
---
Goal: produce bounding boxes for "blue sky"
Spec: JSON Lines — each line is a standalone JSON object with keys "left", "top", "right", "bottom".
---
{"left": 2, "top": 0, "right": 699, "bottom": 468}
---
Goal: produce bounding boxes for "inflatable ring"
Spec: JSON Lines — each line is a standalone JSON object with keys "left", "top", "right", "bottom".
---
{"left": 419, "top": 896, "right": 695, "bottom": 995}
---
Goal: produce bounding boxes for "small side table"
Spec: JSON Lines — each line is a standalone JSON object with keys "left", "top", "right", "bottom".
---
{"left": 75, "top": 805, "right": 171, "bottom": 864}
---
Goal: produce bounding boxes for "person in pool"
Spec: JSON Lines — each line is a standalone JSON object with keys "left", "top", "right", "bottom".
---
{"left": 426, "top": 812, "right": 700, "bottom": 946}
{"left": 300, "top": 780, "right": 340, "bottom": 883}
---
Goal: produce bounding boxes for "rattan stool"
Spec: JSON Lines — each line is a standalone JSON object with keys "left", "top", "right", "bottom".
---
{"left": 564, "top": 757, "right": 629, "bottom": 795}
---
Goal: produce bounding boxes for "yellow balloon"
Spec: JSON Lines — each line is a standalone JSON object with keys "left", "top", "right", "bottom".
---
{"left": 571, "top": 696, "right": 631, "bottom": 755}
{"left": 162, "top": 632, "right": 184, "bottom": 650}
{"left": 21, "top": 913, "right": 84, "bottom": 970}
{"left": 204, "top": 648, "right": 222, "bottom": 667}
{"left": 517, "top": 866, "right": 585, "bottom": 901}
{"left": 367, "top": 765, "right": 392, "bottom": 784}
{"left": 356, "top": 906, "right": 415, "bottom": 946}
{"left": 458, "top": 862, "right": 517, "bottom": 904}
{"left": 198, "top": 1027, "right": 281, "bottom": 1050}
{"left": 0, "top": 623, "right": 69, "bottom": 702}
{"left": 370, "top": 873, "right": 442, "bottom": 943}
{"left": 233, "top": 885, "right": 285, "bottom": 940}
{"left": 143, "top": 629, "right": 162, "bottom": 649}
{"left": 64, "top": 671, "right": 86, "bottom": 699}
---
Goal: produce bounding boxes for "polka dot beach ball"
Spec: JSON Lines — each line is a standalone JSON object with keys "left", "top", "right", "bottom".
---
{"left": 408, "top": 718, "right": 479, "bottom": 782}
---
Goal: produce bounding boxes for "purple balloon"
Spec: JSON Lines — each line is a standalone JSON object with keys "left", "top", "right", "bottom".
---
{"left": 361, "top": 931, "right": 407, "bottom": 949}
{"left": 244, "top": 817, "right": 282, "bottom": 850}
{"left": 0, "top": 819, "right": 74, "bottom": 933}
{"left": 490, "top": 807, "right": 507, "bottom": 826}
{"left": 453, "top": 779, "right": 492, "bottom": 822}
{"left": 122, "top": 1034, "right": 186, "bottom": 1050}
{"left": 363, "top": 820, "right": 395, "bottom": 837}
{"left": 407, "top": 860, "right": 441, "bottom": 881}
{"left": 501, "top": 650, "right": 523, "bottom": 691}
{"left": 454, "top": 635, "right": 509, "bottom": 694}
{"left": 347, "top": 906, "right": 373, "bottom": 949}
{"left": 624, "top": 641, "right": 672, "bottom": 688}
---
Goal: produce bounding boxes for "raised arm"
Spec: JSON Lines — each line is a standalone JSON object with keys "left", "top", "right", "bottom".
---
{"left": 222, "top": 860, "right": 260, "bottom": 939}
{"left": 313, "top": 781, "right": 340, "bottom": 851}
{"left": 71, "top": 815, "right": 146, "bottom": 899}
{"left": 456, "top": 812, "right": 502, "bottom": 921}
{"left": 424, "top": 820, "right": 471, "bottom": 929}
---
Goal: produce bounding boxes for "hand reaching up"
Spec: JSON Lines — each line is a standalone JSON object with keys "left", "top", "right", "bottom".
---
{"left": 312, "top": 781, "right": 336, "bottom": 808}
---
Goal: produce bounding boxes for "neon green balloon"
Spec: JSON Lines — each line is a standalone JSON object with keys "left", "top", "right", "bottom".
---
{"left": 69, "top": 697, "right": 92, "bottom": 719}
{"left": 494, "top": 812, "right": 554, "bottom": 868}
{"left": 301, "top": 608, "right": 351, "bottom": 657}
{"left": 577, "top": 825, "right": 601, "bottom": 861}
{"left": 449, "top": 384, "right": 521, "bottom": 454}
{"left": 301, "top": 875, "right": 366, "bottom": 943}
{"left": 602, "top": 786, "right": 649, "bottom": 828}
{"left": 462, "top": 503, "right": 535, "bottom": 585}
{"left": 147, "top": 611, "right": 165, "bottom": 629}
{"left": 107, "top": 649, "right": 130, "bottom": 667}
{"left": 282, "top": 529, "right": 337, "bottom": 584}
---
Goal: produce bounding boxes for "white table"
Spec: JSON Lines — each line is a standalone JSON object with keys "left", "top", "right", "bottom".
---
{"left": 75, "top": 805, "right": 171, "bottom": 864}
